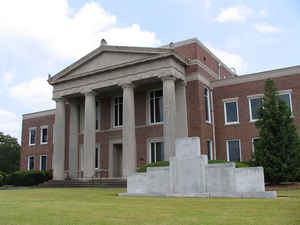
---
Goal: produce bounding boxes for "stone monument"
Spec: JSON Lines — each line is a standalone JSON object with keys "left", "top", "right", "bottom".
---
{"left": 120, "top": 137, "right": 277, "bottom": 198}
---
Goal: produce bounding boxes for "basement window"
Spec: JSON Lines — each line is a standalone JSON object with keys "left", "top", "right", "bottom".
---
{"left": 149, "top": 141, "right": 164, "bottom": 163}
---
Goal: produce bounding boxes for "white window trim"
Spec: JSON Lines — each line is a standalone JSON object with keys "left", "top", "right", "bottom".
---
{"left": 29, "top": 127, "right": 36, "bottom": 146}
{"left": 40, "top": 125, "right": 48, "bottom": 145}
{"left": 27, "top": 155, "right": 34, "bottom": 170}
{"left": 252, "top": 137, "right": 260, "bottom": 153}
{"left": 39, "top": 155, "right": 47, "bottom": 171}
{"left": 148, "top": 138, "right": 163, "bottom": 163}
{"left": 247, "top": 95, "right": 264, "bottom": 122}
{"left": 226, "top": 139, "right": 242, "bottom": 162}
{"left": 205, "top": 88, "right": 211, "bottom": 123}
{"left": 96, "top": 100, "right": 101, "bottom": 131}
{"left": 223, "top": 98, "right": 240, "bottom": 125}
{"left": 148, "top": 89, "right": 164, "bottom": 125}
{"left": 278, "top": 90, "right": 293, "bottom": 113}
{"left": 95, "top": 144, "right": 100, "bottom": 169}
{"left": 111, "top": 96, "right": 123, "bottom": 129}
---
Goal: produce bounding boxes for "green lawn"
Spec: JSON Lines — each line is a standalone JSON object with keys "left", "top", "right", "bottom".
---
{"left": 0, "top": 188, "right": 299, "bottom": 225}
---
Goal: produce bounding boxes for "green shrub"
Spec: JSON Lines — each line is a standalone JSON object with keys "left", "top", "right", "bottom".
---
{"left": 137, "top": 161, "right": 169, "bottom": 173}
{"left": 5, "top": 170, "right": 52, "bottom": 186}
{"left": 208, "top": 160, "right": 249, "bottom": 168}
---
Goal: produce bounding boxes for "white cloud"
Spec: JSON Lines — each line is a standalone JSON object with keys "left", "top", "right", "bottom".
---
{"left": 253, "top": 23, "right": 280, "bottom": 34}
{"left": 0, "top": 109, "right": 20, "bottom": 140}
{"left": 204, "top": 0, "right": 211, "bottom": 9}
{"left": 0, "top": 0, "right": 160, "bottom": 60}
{"left": 2, "top": 72, "right": 14, "bottom": 84}
{"left": 206, "top": 44, "right": 248, "bottom": 74}
{"left": 216, "top": 5, "right": 253, "bottom": 23}
{"left": 9, "top": 77, "right": 55, "bottom": 111}
{"left": 259, "top": 9, "right": 268, "bottom": 17}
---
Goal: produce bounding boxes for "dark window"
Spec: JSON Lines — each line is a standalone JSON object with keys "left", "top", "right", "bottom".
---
{"left": 28, "top": 156, "right": 34, "bottom": 170}
{"left": 250, "top": 97, "right": 263, "bottom": 121}
{"left": 150, "top": 90, "right": 163, "bottom": 124}
{"left": 96, "top": 101, "right": 100, "bottom": 130}
{"left": 40, "top": 155, "right": 47, "bottom": 171}
{"left": 227, "top": 140, "right": 241, "bottom": 162}
{"left": 225, "top": 101, "right": 238, "bottom": 123}
{"left": 205, "top": 88, "right": 211, "bottom": 122}
{"left": 150, "top": 142, "right": 164, "bottom": 163}
{"left": 207, "top": 140, "right": 213, "bottom": 160}
{"left": 29, "top": 128, "right": 36, "bottom": 145}
{"left": 252, "top": 138, "right": 260, "bottom": 153}
{"left": 114, "top": 97, "right": 123, "bottom": 127}
{"left": 41, "top": 127, "right": 48, "bottom": 144}
{"left": 279, "top": 93, "right": 291, "bottom": 110}
{"left": 95, "top": 147, "right": 99, "bottom": 169}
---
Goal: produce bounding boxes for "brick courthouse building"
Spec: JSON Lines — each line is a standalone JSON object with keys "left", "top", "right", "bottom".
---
{"left": 20, "top": 38, "right": 300, "bottom": 180}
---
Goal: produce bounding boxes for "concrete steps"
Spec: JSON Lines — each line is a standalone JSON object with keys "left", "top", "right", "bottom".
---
{"left": 39, "top": 178, "right": 127, "bottom": 188}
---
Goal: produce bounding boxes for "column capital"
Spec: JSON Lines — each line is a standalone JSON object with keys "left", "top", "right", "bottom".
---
{"left": 81, "top": 90, "right": 96, "bottom": 97}
{"left": 119, "top": 82, "right": 135, "bottom": 89}
{"left": 53, "top": 97, "right": 65, "bottom": 103}
{"left": 159, "top": 74, "right": 177, "bottom": 82}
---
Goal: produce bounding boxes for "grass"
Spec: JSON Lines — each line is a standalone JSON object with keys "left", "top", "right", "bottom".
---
{"left": 0, "top": 188, "right": 299, "bottom": 225}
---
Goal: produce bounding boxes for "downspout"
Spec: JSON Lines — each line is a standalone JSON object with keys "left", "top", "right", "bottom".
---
{"left": 218, "top": 63, "right": 221, "bottom": 80}
{"left": 210, "top": 89, "right": 217, "bottom": 160}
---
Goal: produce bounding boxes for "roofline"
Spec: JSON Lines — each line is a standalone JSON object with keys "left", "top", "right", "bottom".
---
{"left": 50, "top": 52, "right": 187, "bottom": 85}
{"left": 212, "top": 65, "right": 300, "bottom": 88}
{"left": 23, "top": 109, "right": 55, "bottom": 120}
{"left": 161, "top": 37, "right": 236, "bottom": 76}
{"left": 49, "top": 45, "right": 173, "bottom": 83}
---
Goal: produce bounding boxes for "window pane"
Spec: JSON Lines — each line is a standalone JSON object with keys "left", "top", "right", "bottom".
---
{"left": 42, "top": 128, "right": 48, "bottom": 143}
{"left": 159, "top": 97, "right": 163, "bottom": 122}
{"left": 41, "top": 156, "right": 47, "bottom": 171}
{"left": 250, "top": 98, "right": 263, "bottom": 120}
{"left": 30, "top": 129, "right": 36, "bottom": 144}
{"left": 228, "top": 140, "right": 240, "bottom": 162}
{"left": 226, "top": 102, "right": 238, "bottom": 123}
{"left": 207, "top": 141, "right": 211, "bottom": 160}
{"left": 119, "top": 102, "right": 123, "bottom": 126}
{"left": 155, "top": 90, "right": 163, "bottom": 98}
{"left": 114, "top": 104, "right": 118, "bottom": 126}
{"left": 279, "top": 94, "right": 291, "bottom": 109}
{"left": 150, "top": 99, "right": 155, "bottom": 123}
{"left": 156, "top": 142, "right": 164, "bottom": 162}
{"left": 29, "top": 157, "right": 34, "bottom": 170}
{"left": 95, "top": 148, "right": 99, "bottom": 168}
{"left": 155, "top": 98, "right": 162, "bottom": 122}
{"left": 151, "top": 143, "right": 155, "bottom": 163}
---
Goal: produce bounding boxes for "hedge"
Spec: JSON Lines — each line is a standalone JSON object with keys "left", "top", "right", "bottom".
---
{"left": 137, "top": 161, "right": 169, "bottom": 172}
{"left": 137, "top": 160, "right": 249, "bottom": 173}
{"left": 5, "top": 170, "right": 52, "bottom": 186}
{"left": 0, "top": 174, "right": 4, "bottom": 186}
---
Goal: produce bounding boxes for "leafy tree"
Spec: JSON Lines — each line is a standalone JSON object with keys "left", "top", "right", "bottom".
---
{"left": 0, "top": 132, "right": 20, "bottom": 173}
{"left": 252, "top": 79, "right": 300, "bottom": 184}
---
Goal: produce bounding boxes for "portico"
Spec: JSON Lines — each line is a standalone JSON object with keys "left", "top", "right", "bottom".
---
{"left": 49, "top": 43, "right": 188, "bottom": 180}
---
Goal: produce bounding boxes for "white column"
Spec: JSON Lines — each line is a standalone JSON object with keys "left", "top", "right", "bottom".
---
{"left": 83, "top": 91, "right": 96, "bottom": 179}
{"left": 52, "top": 98, "right": 66, "bottom": 180}
{"left": 121, "top": 82, "right": 136, "bottom": 177}
{"left": 161, "top": 75, "right": 177, "bottom": 159}
{"left": 175, "top": 81, "right": 188, "bottom": 138}
{"left": 68, "top": 99, "right": 79, "bottom": 178}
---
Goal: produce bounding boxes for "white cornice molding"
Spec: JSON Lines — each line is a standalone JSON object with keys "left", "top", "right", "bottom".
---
{"left": 23, "top": 109, "right": 55, "bottom": 120}
{"left": 186, "top": 72, "right": 212, "bottom": 87}
{"left": 189, "top": 59, "right": 219, "bottom": 80}
{"left": 212, "top": 65, "right": 300, "bottom": 88}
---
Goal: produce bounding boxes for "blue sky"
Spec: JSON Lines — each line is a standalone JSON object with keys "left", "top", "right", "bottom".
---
{"left": 0, "top": 0, "right": 299, "bottom": 141}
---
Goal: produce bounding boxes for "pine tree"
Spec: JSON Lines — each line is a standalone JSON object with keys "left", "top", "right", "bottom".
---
{"left": 253, "top": 79, "right": 300, "bottom": 184}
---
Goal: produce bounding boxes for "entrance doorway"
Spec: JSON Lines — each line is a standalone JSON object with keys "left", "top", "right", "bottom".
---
{"left": 112, "top": 144, "right": 122, "bottom": 177}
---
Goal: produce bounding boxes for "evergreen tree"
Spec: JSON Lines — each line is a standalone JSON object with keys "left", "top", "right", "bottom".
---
{"left": 252, "top": 79, "right": 300, "bottom": 184}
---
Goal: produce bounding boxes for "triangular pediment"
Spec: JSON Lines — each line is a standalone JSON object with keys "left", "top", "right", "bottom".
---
{"left": 69, "top": 51, "right": 158, "bottom": 76}
{"left": 50, "top": 46, "right": 172, "bottom": 84}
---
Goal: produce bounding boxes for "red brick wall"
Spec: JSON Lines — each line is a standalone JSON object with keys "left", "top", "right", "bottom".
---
{"left": 174, "top": 42, "right": 234, "bottom": 80}
{"left": 213, "top": 73, "right": 300, "bottom": 161}
{"left": 20, "top": 114, "right": 55, "bottom": 171}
